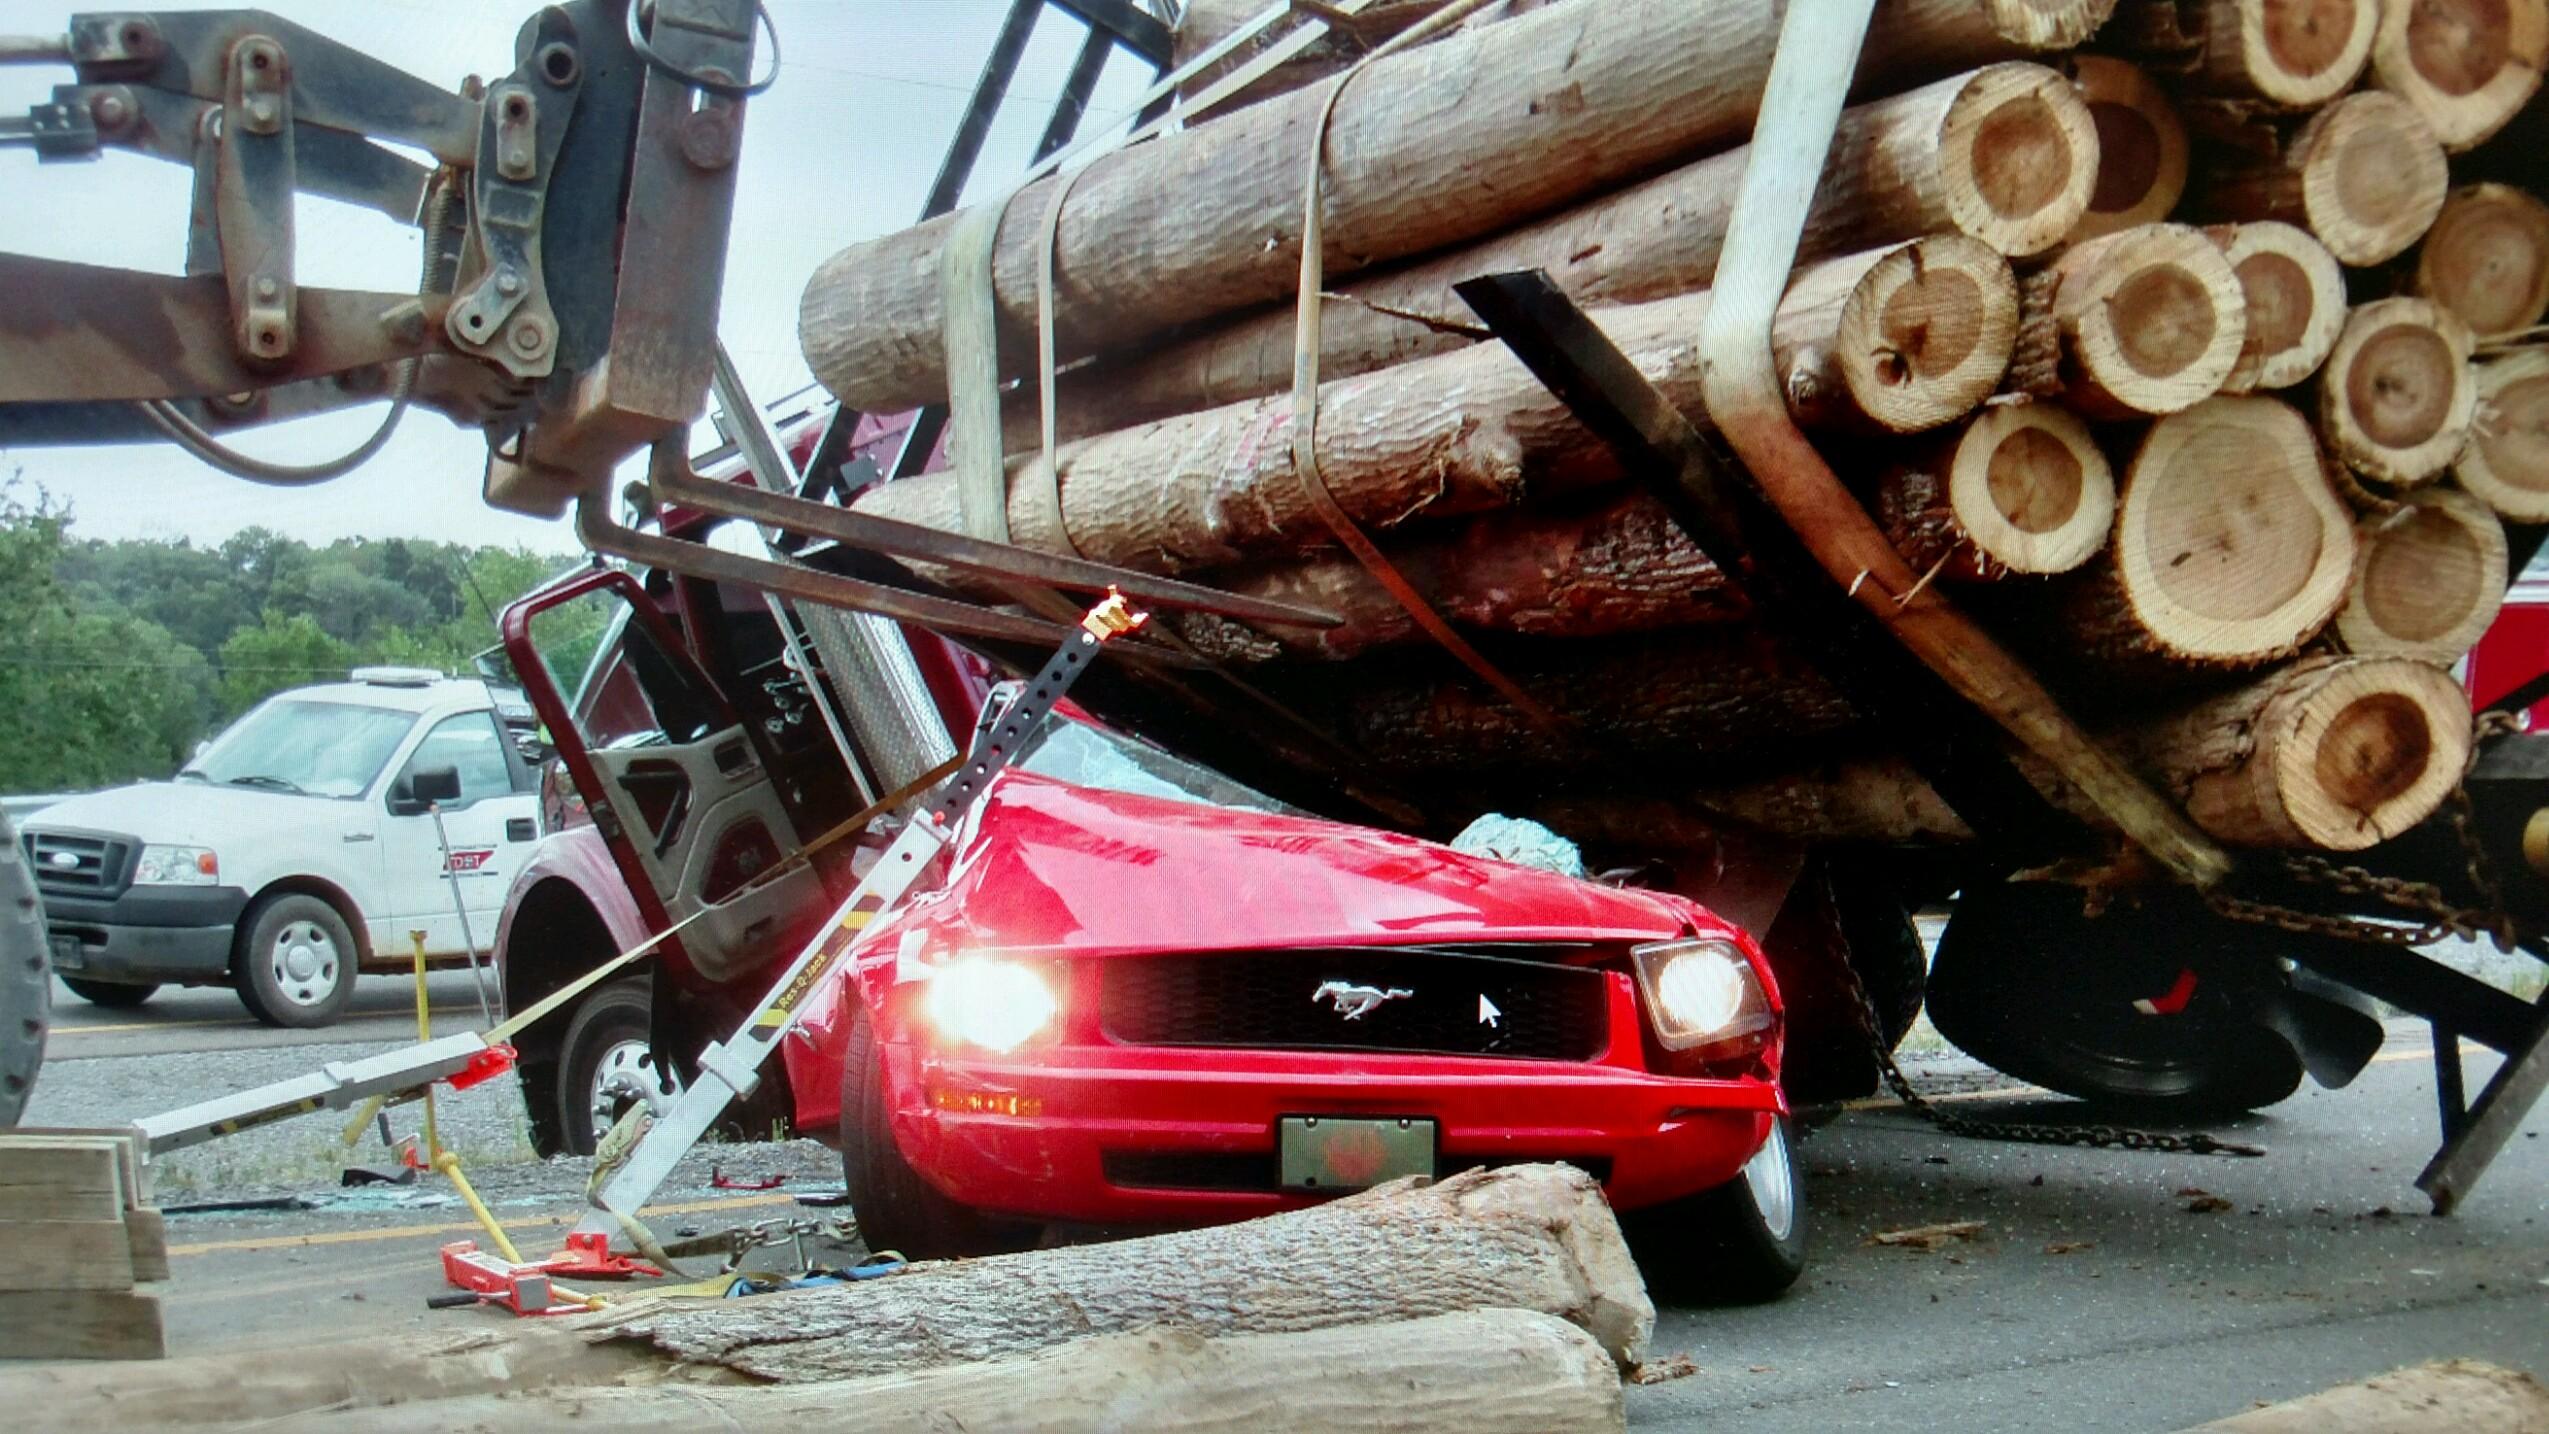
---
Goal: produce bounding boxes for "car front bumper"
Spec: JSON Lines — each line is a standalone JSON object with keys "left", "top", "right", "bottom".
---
{"left": 40, "top": 885, "right": 249, "bottom": 984}
{"left": 878, "top": 1034, "right": 1782, "bottom": 1226}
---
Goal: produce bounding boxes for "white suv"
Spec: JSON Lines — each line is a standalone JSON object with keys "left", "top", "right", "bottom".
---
{"left": 22, "top": 668, "right": 540, "bottom": 1027}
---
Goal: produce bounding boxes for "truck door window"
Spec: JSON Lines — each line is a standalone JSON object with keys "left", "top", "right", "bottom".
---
{"left": 397, "top": 713, "right": 515, "bottom": 810}
{"left": 524, "top": 590, "right": 722, "bottom": 750}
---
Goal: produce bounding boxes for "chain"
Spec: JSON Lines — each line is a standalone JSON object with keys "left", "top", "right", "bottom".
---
{"left": 656, "top": 1214, "right": 862, "bottom": 1273}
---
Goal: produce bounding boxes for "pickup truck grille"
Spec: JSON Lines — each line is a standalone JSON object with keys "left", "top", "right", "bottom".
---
{"left": 1100, "top": 947, "right": 1610, "bottom": 1062}
{"left": 23, "top": 829, "right": 132, "bottom": 898}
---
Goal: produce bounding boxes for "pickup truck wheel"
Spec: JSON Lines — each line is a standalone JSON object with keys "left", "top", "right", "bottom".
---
{"left": 557, "top": 980, "right": 679, "bottom": 1157}
{"left": 60, "top": 977, "right": 158, "bottom": 1008}
{"left": 0, "top": 809, "right": 45, "bottom": 1127}
{"left": 840, "top": 1004, "right": 1036, "bottom": 1260}
{"left": 233, "top": 894, "right": 359, "bottom": 1029}
{"left": 1625, "top": 1114, "right": 1807, "bottom": 1304}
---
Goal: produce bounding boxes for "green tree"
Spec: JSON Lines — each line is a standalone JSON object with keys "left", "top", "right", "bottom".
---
{"left": 214, "top": 611, "right": 354, "bottom": 719}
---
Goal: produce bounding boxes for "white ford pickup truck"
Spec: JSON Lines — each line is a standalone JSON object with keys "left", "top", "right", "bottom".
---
{"left": 22, "top": 668, "right": 540, "bottom": 1027}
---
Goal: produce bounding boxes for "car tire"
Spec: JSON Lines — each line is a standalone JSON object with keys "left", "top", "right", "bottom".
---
{"left": 556, "top": 980, "right": 677, "bottom": 1158}
{"left": 1926, "top": 883, "right": 2305, "bottom": 1116}
{"left": 60, "top": 977, "right": 159, "bottom": 1009}
{"left": 1625, "top": 1114, "right": 1808, "bottom": 1304}
{"left": 233, "top": 893, "right": 360, "bottom": 1029}
{"left": 0, "top": 810, "right": 45, "bottom": 1127}
{"left": 840, "top": 1003, "right": 1036, "bottom": 1260}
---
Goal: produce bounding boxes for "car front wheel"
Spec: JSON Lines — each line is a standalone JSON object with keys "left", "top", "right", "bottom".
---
{"left": 234, "top": 894, "right": 359, "bottom": 1028}
{"left": 1624, "top": 1114, "right": 1808, "bottom": 1303}
{"left": 840, "top": 1003, "right": 1036, "bottom": 1260}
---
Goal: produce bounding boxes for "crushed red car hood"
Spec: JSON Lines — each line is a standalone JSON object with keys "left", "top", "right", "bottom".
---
{"left": 862, "top": 771, "right": 1699, "bottom": 961}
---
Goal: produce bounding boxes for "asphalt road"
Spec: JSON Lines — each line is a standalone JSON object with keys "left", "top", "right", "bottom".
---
{"left": 14, "top": 992, "right": 2546, "bottom": 1430}
{"left": 40, "top": 971, "right": 497, "bottom": 1060}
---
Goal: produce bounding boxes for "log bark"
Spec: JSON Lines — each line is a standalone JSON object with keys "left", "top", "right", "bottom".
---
{"left": 2009, "top": 222, "right": 2250, "bottom": 418}
{"left": 2179, "top": 1358, "right": 2549, "bottom": 1432}
{"left": 1869, "top": 400, "right": 2117, "bottom": 578}
{"left": 855, "top": 240, "right": 2016, "bottom": 578}
{"left": 2209, "top": 220, "right": 2348, "bottom": 392}
{"left": 2063, "top": 55, "right": 2190, "bottom": 241}
{"left": 1337, "top": 628, "right": 1861, "bottom": 774}
{"left": 270, "top": 1311, "right": 1628, "bottom": 1434}
{"left": 2457, "top": 348, "right": 2549, "bottom": 520}
{"left": 581, "top": 1163, "right": 1653, "bottom": 1382}
{"left": 2333, "top": 483, "right": 2508, "bottom": 662}
{"left": 1173, "top": 488, "right": 1744, "bottom": 663}
{"left": 2414, "top": 182, "right": 2549, "bottom": 339}
{"left": 2044, "top": 395, "right": 2356, "bottom": 669}
{"left": 1171, "top": 0, "right": 1490, "bottom": 113}
{"left": 2100, "top": 0, "right": 2378, "bottom": 107}
{"left": 1681, "top": 655, "right": 2474, "bottom": 851}
{"left": 2191, "top": 90, "right": 2450, "bottom": 266}
{"left": 1013, "top": 62, "right": 2095, "bottom": 447}
{"left": 2316, "top": 296, "right": 2478, "bottom": 489}
{"left": 2369, "top": 0, "right": 2549, "bottom": 151}
{"left": 798, "top": 0, "right": 2116, "bottom": 412}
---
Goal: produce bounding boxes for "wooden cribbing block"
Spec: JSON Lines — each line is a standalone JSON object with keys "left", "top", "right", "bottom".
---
{"left": 0, "top": 1219, "right": 138, "bottom": 1292}
{"left": 0, "top": 1290, "right": 165, "bottom": 1362}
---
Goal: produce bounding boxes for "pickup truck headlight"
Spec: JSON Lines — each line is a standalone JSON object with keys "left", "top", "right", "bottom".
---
{"left": 920, "top": 956, "right": 1059, "bottom": 1053}
{"left": 132, "top": 844, "right": 219, "bottom": 886}
{"left": 1632, "top": 937, "right": 1775, "bottom": 1063}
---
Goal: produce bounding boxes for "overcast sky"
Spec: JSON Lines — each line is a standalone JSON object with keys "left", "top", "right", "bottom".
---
{"left": 0, "top": 0, "right": 1158, "bottom": 552}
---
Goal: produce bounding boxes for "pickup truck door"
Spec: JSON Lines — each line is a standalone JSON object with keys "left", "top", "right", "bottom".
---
{"left": 373, "top": 711, "right": 539, "bottom": 957}
{"left": 503, "top": 570, "right": 821, "bottom": 985}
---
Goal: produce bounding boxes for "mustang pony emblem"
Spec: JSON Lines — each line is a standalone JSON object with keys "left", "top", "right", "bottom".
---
{"left": 1312, "top": 980, "right": 1414, "bottom": 1020}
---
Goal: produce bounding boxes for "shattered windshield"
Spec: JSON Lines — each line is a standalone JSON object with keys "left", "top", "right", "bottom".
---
{"left": 1013, "top": 709, "right": 1297, "bottom": 816}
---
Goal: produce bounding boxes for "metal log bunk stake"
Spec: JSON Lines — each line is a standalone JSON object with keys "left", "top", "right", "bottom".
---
{"left": 571, "top": 592, "right": 1150, "bottom": 1243}
{"left": 1687, "top": 0, "right": 2233, "bottom": 890}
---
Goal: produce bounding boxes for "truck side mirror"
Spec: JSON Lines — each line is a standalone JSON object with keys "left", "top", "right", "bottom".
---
{"left": 393, "top": 764, "right": 463, "bottom": 814}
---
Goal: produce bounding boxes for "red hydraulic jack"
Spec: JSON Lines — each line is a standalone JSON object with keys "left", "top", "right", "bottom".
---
{"left": 432, "top": 1234, "right": 661, "bottom": 1315}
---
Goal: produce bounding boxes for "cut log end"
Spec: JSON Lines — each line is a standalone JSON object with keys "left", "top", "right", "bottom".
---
{"left": 1938, "top": 63, "right": 2102, "bottom": 257}
{"left": 2062, "top": 56, "right": 2189, "bottom": 241}
{"left": 2235, "top": 0, "right": 2379, "bottom": 107}
{"left": 2318, "top": 297, "right": 2478, "bottom": 490}
{"left": 2296, "top": 90, "right": 2452, "bottom": 265}
{"left": 1980, "top": 0, "right": 2127, "bottom": 51}
{"left": 1829, "top": 236, "right": 2020, "bottom": 433}
{"left": 2458, "top": 349, "right": 2549, "bottom": 520}
{"left": 2335, "top": 485, "right": 2509, "bottom": 663}
{"left": 2210, "top": 221, "right": 2346, "bottom": 392}
{"left": 2108, "top": 395, "right": 2356, "bottom": 665}
{"left": 1946, "top": 401, "right": 2116, "bottom": 574}
{"left": 2045, "top": 222, "right": 2249, "bottom": 418}
{"left": 2370, "top": 0, "right": 2549, "bottom": 150}
{"left": 2415, "top": 183, "right": 2549, "bottom": 339}
{"left": 2186, "top": 656, "right": 2475, "bottom": 851}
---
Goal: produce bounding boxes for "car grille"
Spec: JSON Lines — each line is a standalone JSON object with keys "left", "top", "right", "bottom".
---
{"left": 23, "top": 828, "right": 132, "bottom": 898}
{"left": 1099, "top": 947, "right": 1611, "bottom": 1062}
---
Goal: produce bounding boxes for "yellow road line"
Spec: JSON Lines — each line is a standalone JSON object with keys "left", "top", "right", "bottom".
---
{"left": 168, "top": 1190, "right": 799, "bottom": 1257}
{"left": 51, "top": 1018, "right": 244, "bottom": 1037}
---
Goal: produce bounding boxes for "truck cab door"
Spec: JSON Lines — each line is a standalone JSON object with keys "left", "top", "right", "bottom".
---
{"left": 374, "top": 711, "right": 538, "bottom": 956}
{"left": 503, "top": 570, "right": 821, "bottom": 985}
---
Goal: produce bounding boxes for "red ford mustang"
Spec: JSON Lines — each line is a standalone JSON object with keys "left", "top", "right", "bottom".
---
{"left": 781, "top": 712, "right": 1806, "bottom": 1297}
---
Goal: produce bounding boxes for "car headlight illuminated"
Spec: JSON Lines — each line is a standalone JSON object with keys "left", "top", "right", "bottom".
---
{"left": 920, "top": 956, "right": 1059, "bottom": 1053}
{"left": 133, "top": 844, "right": 219, "bottom": 886}
{"left": 1632, "top": 937, "right": 1774, "bottom": 1059}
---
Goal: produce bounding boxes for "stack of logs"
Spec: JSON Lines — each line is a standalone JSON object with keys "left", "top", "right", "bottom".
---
{"left": 806, "top": 0, "right": 2549, "bottom": 860}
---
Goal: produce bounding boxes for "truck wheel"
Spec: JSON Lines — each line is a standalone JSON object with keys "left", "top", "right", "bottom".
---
{"left": 556, "top": 980, "right": 679, "bottom": 1157}
{"left": 0, "top": 809, "right": 45, "bottom": 1127}
{"left": 233, "top": 894, "right": 360, "bottom": 1029}
{"left": 1927, "top": 883, "right": 2304, "bottom": 1116}
{"left": 840, "top": 1004, "right": 1035, "bottom": 1260}
{"left": 1624, "top": 1115, "right": 1807, "bottom": 1304}
{"left": 60, "top": 977, "right": 158, "bottom": 1008}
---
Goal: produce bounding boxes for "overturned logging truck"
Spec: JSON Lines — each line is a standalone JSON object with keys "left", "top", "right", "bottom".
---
{"left": 2, "top": 0, "right": 2547, "bottom": 1214}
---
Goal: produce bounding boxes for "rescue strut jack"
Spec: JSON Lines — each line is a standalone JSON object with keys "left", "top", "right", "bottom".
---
{"left": 570, "top": 592, "right": 1150, "bottom": 1244}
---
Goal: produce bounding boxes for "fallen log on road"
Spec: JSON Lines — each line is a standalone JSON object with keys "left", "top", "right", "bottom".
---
{"left": 2181, "top": 1358, "right": 2549, "bottom": 1432}
{"left": 271, "top": 1310, "right": 1628, "bottom": 1434}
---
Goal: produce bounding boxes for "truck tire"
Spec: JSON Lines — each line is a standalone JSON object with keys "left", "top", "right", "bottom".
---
{"left": 839, "top": 1004, "right": 1036, "bottom": 1260}
{"left": 1623, "top": 1114, "right": 1807, "bottom": 1304}
{"left": 59, "top": 977, "right": 158, "bottom": 1008}
{"left": 1927, "top": 883, "right": 2305, "bottom": 1116}
{"left": 556, "top": 979, "right": 678, "bottom": 1157}
{"left": 0, "top": 809, "right": 45, "bottom": 1127}
{"left": 233, "top": 893, "right": 360, "bottom": 1028}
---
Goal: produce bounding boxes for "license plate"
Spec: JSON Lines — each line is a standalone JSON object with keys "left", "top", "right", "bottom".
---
{"left": 1277, "top": 1116, "right": 1435, "bottom": 1191}
{"left": 48, "top": 934, "right": 82, "bottom": 973}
